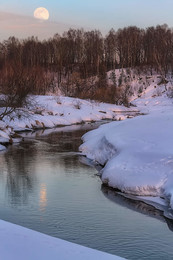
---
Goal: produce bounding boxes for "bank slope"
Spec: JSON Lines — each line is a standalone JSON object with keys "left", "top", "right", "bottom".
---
{"left": 80, "top": 92, "right": 173, "bottom": 217}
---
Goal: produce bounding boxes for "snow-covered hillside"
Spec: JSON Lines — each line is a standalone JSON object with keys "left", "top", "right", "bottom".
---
{"left": 80, "top": 74, "right": 173, "bottom": 218}
{"left": 1, "top": 69, "right": 173, "bottom": 153}
{"left": 107, "top": 68, "right": 173, "bottom": 104}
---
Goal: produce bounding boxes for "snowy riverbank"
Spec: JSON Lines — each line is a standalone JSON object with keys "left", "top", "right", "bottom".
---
{"left": 0, "top": 220, "right": 124, "bottom": 260}
{"left": 0, "top": 95, "right": 138, "bottom": 151}
{"left": 80, "top": 85, "right": 173, "bottom": 217}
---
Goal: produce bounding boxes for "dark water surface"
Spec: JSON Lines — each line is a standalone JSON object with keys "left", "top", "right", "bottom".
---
{"left": 0, "top": 123, "right": 173, "bottom": 260}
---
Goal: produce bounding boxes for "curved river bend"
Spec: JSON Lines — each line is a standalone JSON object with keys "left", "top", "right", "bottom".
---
{"left": 0, "top": 123, "right": 173, "bottom": 260}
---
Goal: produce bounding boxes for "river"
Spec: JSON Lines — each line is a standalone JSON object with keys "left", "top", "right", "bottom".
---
{"left": 0, "top": 123, "right": 173, "bottom": 260}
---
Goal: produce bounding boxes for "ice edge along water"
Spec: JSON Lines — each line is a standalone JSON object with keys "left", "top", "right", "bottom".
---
{"left": 0, "top": 220, "right": 124, "bottom": 260}
{"left": 79, "top": 86, "right": 173, "bottom": 219}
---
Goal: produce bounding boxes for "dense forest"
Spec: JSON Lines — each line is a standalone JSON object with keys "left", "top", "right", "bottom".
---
{"left": 0, "top": 24, "right": 173, "bottom": 106}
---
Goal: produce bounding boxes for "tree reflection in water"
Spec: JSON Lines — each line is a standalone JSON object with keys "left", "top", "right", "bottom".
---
{"left": 1, "top": 124, "right": 99, "bottom": 207}
{"left": 3, "top": 141, "right": 36, "bottom": 206}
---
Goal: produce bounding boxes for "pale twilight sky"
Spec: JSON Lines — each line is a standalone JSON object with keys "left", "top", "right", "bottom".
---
{"left": 0, "top": 0, "right": 173, "bottom": 40}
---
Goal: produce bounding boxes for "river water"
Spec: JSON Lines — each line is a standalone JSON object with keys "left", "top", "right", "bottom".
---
{"left": 0, "top": 123, "right": 173, "bottom": 260}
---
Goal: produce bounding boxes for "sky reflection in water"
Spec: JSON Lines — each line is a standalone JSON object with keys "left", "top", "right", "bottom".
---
{"left": 0, "top": 125, "right": 173, "bottom": 260}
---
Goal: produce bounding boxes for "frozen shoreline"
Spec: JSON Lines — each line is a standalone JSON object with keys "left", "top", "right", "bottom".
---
{"left": 80, "top": 86, "right": 173, "bottom": 217}
{"left": 0, "top": 220, "right": 124, "bottom": 260}
{"left": 0, "top": 95, "right": 138, "bottom": 151}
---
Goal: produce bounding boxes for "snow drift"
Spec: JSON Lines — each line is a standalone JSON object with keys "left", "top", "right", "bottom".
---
{"left": 80, "top": 109, "right": 173, "bottom": 217}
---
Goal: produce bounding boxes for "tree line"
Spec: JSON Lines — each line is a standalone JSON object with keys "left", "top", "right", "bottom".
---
{"left": 0, "top": 24, "right": 173, "bottom": 106}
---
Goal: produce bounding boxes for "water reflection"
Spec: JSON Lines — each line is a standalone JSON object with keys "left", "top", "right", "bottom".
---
{"left": 3, "top": 142, "right": 36, "bottom": 206}
{"left": 39, "top": 183, "right": 47, "bottom": 212}
{"left": 101, "top": 185, "right": 173, "bottom": 232}
{"left": 0, "top": 124, "right": 99, "bottom": 208}
{"left": 20, "top": 123, "right": 105, "bottom": 140}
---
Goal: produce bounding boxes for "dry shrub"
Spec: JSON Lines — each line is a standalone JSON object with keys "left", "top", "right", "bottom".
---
{"left": 93, "top": 86, "right": 115, "bottom": 103}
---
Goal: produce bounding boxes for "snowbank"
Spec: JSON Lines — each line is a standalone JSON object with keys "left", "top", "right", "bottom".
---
{"left": 0, "top": 120, "right": 21, "bottom": 151}
{"left": 0, "top": 95, "right": 138, "bottom": 150}
{"left": 0, "top": 144, "right": 6, "bottom": 151}
{"left": 80, "top": 88, "right": 173, "bottom": 217}
{"left": 0, "top": 220, "right": 124, "bottom": 260}
{"left": 5, "top": 95, "right": 138, "bottom": 131}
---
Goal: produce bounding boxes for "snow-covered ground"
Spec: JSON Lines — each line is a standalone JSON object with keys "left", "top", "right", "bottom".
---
{"left": 80, "top": 77, "right": 173, "bottom": 218}
{"left": 0, "top": 95, "right": 138, "bottom": 151}
{"left": 0, "top": 220, "right": 124, "bottom": 260}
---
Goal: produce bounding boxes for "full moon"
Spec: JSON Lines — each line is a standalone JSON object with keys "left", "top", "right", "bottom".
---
{"left": 34, "top": 7, "right": 49, "bottom": 21}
